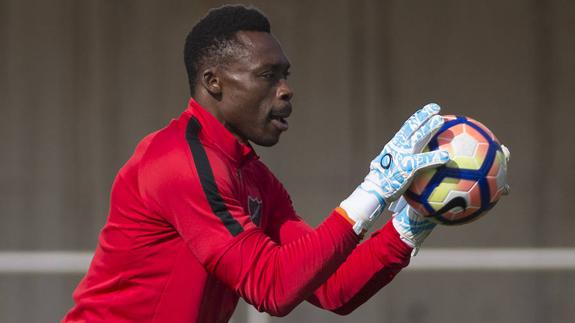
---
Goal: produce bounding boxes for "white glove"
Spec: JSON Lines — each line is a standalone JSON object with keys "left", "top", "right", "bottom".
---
{"left": 340, "top": 104, "right": 450, "bottom": 235}
{"left": 390, "top": 197, "right": 436, "bottom": 254}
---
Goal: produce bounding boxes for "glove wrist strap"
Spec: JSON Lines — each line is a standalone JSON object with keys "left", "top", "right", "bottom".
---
{"left": 340, "top": 186, "right": 386, "bottom": 235}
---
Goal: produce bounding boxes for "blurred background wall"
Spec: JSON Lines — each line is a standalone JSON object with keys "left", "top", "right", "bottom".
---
{"left": 1, "top": 0, "right": 574, "bottom": 322}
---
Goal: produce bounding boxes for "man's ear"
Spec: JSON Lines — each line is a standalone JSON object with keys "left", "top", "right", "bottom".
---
{"left": 200, "top": 68, "right": 222, "bottom": 96}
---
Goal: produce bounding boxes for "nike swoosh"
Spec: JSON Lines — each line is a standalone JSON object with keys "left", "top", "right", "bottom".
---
{"left": 433, "top": 196, "right": 467, "bottom": 216}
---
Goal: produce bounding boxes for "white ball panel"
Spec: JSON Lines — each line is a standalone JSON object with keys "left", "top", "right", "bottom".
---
{"left": 451, "top": 132, "right": 479, "bottom": 158}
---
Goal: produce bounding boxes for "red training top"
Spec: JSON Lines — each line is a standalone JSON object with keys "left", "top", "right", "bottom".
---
{"left": 63, "top": 98, "right": 412, "bottom": 323}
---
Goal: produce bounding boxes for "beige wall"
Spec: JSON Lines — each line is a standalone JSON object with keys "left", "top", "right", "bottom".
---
{"left": 1, "top": 0, "right": 574, "bottom": 322}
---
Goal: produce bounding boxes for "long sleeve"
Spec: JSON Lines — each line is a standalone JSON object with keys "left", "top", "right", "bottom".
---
{"left": 266, "top": 177, "right": 412, "bottom": 315}
{"left": 308, "top": 220, "right": 412, "bottom": 314}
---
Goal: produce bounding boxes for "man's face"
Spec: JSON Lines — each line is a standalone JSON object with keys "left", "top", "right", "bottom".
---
{"left": 217, "top": 31, "right": 293, "bottom": 147}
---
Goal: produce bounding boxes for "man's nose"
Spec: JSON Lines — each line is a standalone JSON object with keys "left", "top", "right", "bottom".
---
{"left": 277, "top": 79, "right": 293, "bottom": 101}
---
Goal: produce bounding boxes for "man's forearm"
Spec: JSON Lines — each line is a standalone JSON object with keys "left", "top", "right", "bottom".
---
{"left": 307, "top": 220, "right": 412, "bottom": 315}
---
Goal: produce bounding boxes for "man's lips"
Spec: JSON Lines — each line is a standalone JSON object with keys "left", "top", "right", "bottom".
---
{"left": 270, "top": 117, "right": 289, "bottom": 131}
{"left": 269, "top": 106, "right": 291, "bottom": 131}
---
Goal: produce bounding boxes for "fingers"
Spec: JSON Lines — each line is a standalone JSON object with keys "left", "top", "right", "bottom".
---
{"left": 500, "top": 145, "right": 510, "bottom": 195}
{"left": 413, "top": 150, "right": 450, "bottom": 173}
{"left": 501, "top": 144, "right": 510, "bottom": 163}
{"left": 410, "top": 114, "right": 445, "bottom": 153}
{"left": 398, "top": 103, "right": 441, "bottom": 140}
{"left": 503, "top": 184, "right": 511, "bottom": 195}
{"left": 501, "top": 144, "right": 510, "bottom": 196}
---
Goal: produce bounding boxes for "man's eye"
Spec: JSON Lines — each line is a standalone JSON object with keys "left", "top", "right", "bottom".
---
{"left": 260, "top": 70, "right": 289, "bottom": 81}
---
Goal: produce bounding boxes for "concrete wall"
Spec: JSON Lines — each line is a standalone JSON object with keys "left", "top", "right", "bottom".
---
{"left": 1, "top": 0, "right": 574, "bottom": 322}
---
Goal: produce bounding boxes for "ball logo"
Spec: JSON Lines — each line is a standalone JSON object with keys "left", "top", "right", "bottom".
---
{"left": 431, "top": 196, "right": 468, "bottom": 223}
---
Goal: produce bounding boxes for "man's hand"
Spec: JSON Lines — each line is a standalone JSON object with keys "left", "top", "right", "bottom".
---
{"left": 501, "top": 144, "right": 511, "bottom": 195}
{"left": 340, "top": 104, "right": 450, "bottom": 235}
{"left": 389, "top": 197, "right": 436, "bottom": 253}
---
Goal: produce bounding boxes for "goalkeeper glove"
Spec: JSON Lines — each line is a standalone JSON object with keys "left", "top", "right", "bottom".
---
{"left": 390, "top": 196, "right": 436, "bottom": 253}
{"left": 340, "top": 103, "right": 450, "bottom": 235}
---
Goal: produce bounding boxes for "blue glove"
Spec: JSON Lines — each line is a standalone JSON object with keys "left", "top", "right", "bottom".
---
{"left": 340, "top": 104, "right": 450, "bottom": 235}
{"left": 390, "top": 196, "right": 436, "bottom": 253}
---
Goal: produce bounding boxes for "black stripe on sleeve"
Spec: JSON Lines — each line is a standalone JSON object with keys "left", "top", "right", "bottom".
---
{"left": 185, "top": 117, "right": 244, "bottom": 236}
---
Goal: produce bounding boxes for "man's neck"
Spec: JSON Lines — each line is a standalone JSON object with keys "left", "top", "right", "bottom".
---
{"left": 191, "top": 92, "right": 248, "bottom": 145}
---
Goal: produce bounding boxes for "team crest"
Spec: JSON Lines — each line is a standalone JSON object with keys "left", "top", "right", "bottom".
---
{"left": 248, "top": 196, "right": 262, "bottom": 226}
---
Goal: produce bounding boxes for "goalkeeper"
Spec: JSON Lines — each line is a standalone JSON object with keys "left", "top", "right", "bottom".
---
{"left": 64, "top": 5, "right": 452, "bottom": 322}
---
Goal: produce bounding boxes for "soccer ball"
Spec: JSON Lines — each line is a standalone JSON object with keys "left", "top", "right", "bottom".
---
{"left": 405, "top": 115, "right": 508, "bottom": 225}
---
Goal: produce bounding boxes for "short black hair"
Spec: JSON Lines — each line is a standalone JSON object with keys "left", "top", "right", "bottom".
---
{"left": 184, "top": 5, "right": 271, "bottom": 95}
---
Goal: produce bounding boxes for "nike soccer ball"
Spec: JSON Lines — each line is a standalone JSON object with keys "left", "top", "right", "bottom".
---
{"left": 405, "top": 115, "right": 508, "bottom": 225}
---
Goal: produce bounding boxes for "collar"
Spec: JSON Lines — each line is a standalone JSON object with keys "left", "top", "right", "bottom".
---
{"left": 183, "top": 98, "right": 258, "bottom": 165}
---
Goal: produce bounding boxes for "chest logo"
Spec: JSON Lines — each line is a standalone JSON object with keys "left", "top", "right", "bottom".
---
{"left": 248, "top": 196, "right": 262, "bottom": 226}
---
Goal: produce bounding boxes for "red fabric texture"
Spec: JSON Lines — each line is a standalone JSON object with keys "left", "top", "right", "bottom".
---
{"left": 63, "top": 99, "right": 411, "bottom": 323}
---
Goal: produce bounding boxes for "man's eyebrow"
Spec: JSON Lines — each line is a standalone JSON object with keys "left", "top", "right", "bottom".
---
{"left": 260, "top": 62, "right": 290, "bottom": 70}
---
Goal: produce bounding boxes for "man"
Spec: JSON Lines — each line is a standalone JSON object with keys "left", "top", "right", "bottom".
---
{"left": 64, "top": 5, "right": 451, "bottom": 322}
